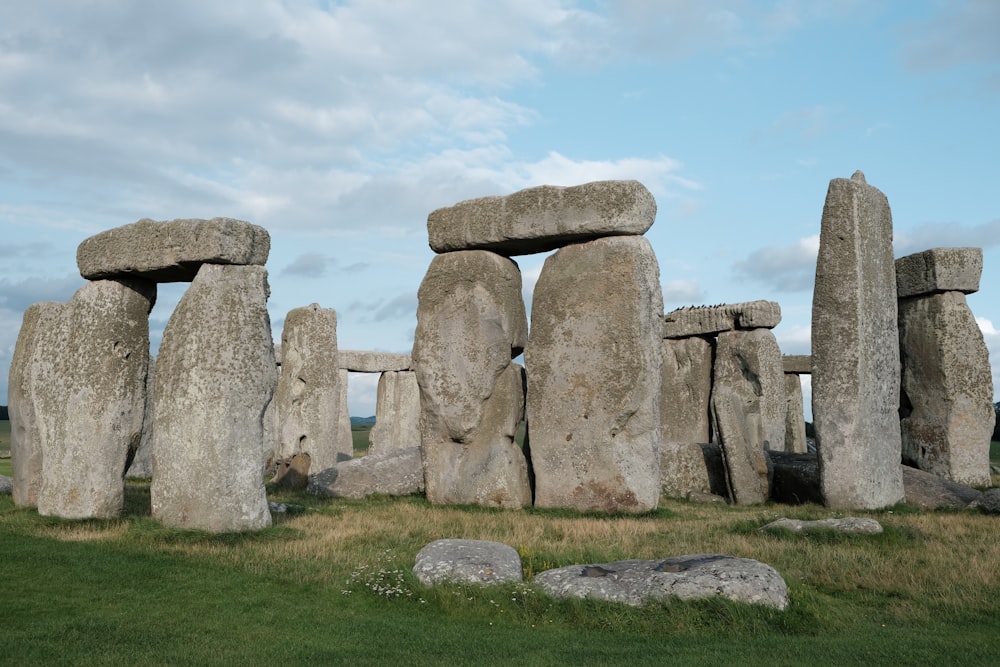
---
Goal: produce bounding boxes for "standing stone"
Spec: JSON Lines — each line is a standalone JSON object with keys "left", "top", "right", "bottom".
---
{"left": 899, "top": 291, "right": 994, "bottom": 486}
{"left": 7, "top": 302, "right": 66, "bottom": 507}
{"left": 711, "top": 386, "right": 770, "bottom": 504}
{"left": 783, "top": 374, "right": 808, "bottom": 454}
{"left": 125, "top": 355, "right": 155, "bottom": 478}
{"left": 712, "top": 329, "right": 785, "bottom": 452}
{"left": 337, "top": 369, "right": 352, "bottom": 456}
{"left": 527, "top": 235, "right": 663, "bottom": 512}
{"left": 412, "top": 250, "right": 531, "bottom": 508}
{"left": 151, "top": 264, "right": 276, "bottom": 532}
{"left": 812, "top": 171, "right": 903, "bottom": 509}
{"left": 659, "top": 337, "right": 713, "bottom": 444}
{"left": 36, "top": 279, "right": 155, "bottom": 519}
{"left": 368, "top": 371, "right": 421, "bottom": 456}
{"left": 276, "top": 304, "right": 345, "bottom": 473}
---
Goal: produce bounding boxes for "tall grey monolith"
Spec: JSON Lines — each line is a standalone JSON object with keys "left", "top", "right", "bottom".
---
{"left": 712, "top": 329, "right": 785, "bottom": 452}
{"left": 125, "top": 355, "right": 155, "bottom": 478}
{"left": 36, "top": 279, "right": 155, "bottom": 519}
{"left": 659, "top": 336, "right": 713, "bottom": 444}
{"left": 151, "top": 264, "right": 276, "bottom": 532}
{"left": 276, "top": 303, "right": 345, "bottom": 473}
{"left": 812, "top": 171, "right": 903, "bottom": 509}
{"left": 527, "top": 235, "right": 663, "bottom": 512}
{"left": 412, "top": 250, "right": 531, "bottom": 508}
{"left": 7, "top": 302, "right": 66, "bottom": 507}
{"left": 783, "top": 373, "right": 808, "bottom": 454}
{"left": 898, "top": 261, "right": 993, "bottom": 486}
{"left": 368, "top": 371, "right": 421, "bottom": 455}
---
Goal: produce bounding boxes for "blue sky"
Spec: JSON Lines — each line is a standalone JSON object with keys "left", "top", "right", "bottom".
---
{"left": 1, "top": 1, "right": 998, "bottom": 417}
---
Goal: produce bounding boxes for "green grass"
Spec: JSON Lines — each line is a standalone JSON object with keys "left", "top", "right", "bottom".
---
{"left": 352, "top": 423, "right": 371, "bottom": 457}
{"left": 3, "top": 483, "right": 1000, "bottom": 666}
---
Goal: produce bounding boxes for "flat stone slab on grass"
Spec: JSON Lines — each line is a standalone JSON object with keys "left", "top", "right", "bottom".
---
{"left": 413, "top": 539, "right": 523, "bottom": 586}
{"left": 77, "top": 217, "right": 270, "bottom": 282}
{"left": 663, "top": 301, "right": 781, "bottom": 339}
{"left": 427, "top": 180, "right": 656, "bottom": 255}
{"left": 0, "top": 475, "right": 12, "bottom": 494}
{"left": 533, "top": 555, "right": 789, "bottom": 610}
{"left": 969, "top": 488, "right": 1000, "bottom": 514}
{"left": 761, "top": 517, "right": 883, "bottom": 534}
{"left": 307, "top": 447, "right": 424, "bottom": 499}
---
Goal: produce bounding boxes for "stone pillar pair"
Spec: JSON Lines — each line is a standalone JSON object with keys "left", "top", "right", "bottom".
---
{"left": 9, "top": 217, "right": 276, "bottom": 531}
{"left": 415, "top": 180, "right": 664, "bottom": 512}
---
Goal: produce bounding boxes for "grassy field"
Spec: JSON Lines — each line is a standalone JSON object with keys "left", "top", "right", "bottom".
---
{"left": 2, "top": 423, "right": 1000, "bottom": 664}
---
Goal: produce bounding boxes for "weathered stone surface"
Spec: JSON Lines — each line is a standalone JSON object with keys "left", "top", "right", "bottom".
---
{"left": 77, "top": 217, "right": 270, "bottom": 282}
{"left": 35, "top": 279, "right": 154, "bottom": 519}
{"left": 768, "top": 451, "right": 822, "bottom": 505}
{"left": 534, "top": 555, "right": 789, "bottom": 610}
{"left": 784, "top": 374, "right": 808, "bottom": 454}
{"left": 0, "top": 475, "right": 12, "bottom": 495}
{"left": 336, "top": 369, "right": 352, "bottom": 458}
{"left": 276, "top": 304, "right": 348, "bottom": 472}
{"left": 761, "top": 517, "right": 883, "bottom": 534}
{"left": 782, "top": 355, "right": 811, "bottom": 374}
{"left": 368, "top": 371, "right": 421, "bottom": 456}
{"left": 337, "top": 350, "right": 411, "bottom": 372}
{"left": 125, "top": 355, "right": 155, "bottom": 479}
{"left": 812, "top": 171, "right": 903, "bottom": 509}
{"left": 969, "top": 488, "right": 1000, "bottom": 514}
{"left": 901, "top": 464, "right": 982, "bottom": 510}
{"left": 427, "top": 180, "right": 656, "bottom": 255}
{"left": 713, "top": 329, "right": 785, "bottom": 452}
{"left": 413, "top": 539, "right": 523, "bottom": 586}
{"left": 658, "top": 441, "right": 713, "bottom": 500}
{"left": 711, "top": 386, "right": 770, "bottom": 505}
{"left": 7, "top": 302, "right": 64, "bottom": 507}
{"left": 899, "top": 291, "right": 994, "bottom": 487}
{"left": 307, "top": 447, "right": 424, "bottom": 499}
{"left": 269, "top": 453, "right": 311, "bottom": 491}
{"left": 412, "top": 250, "right": 531, "bottom": 508}
{"left": 151, "top": 264, "right": 276, "bottom": 532}
{"left": 896, "top": 247, "right": 982, "bottom": 298}
{"left": 662, "top": 301, "right": 781, "bottom": 339}
{"left": 660, "top": 337, "right": 712, "bottom": 445}
{"left": 527, "top": 236, "right": 663, "bottom": 512}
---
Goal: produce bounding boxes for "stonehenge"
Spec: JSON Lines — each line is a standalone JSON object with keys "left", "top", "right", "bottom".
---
{"left": 6, "top": 175, "right": 996, "bottom": 530}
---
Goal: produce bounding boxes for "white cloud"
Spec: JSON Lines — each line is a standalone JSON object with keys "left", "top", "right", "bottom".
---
{"left": 894, "top": 219, "right": 1000, "bottom": 257}
{"left": 732, "top": 234, "right": 818, "bottom": 291}
{"left": 663, "top": 279, "right": 704, "bottom": 304}
{"left": 775, "top": 323, "right": 811, "bottom": 355}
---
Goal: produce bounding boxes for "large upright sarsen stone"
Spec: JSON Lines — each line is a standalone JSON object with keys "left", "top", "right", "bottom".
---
{"left": 527, "top": 235, "right": 663, "bottom": 512}
{"left": 812, "top": 171, "right": 903, "bottom": 509}
{"left": 659, "top": 336, "right": 713, "bottom": 445}
{"left": 412, "top": 250, "right": 531, "bottom": 508}
{"left": 36, "top": 279, "right": 155, "bottom": 519}
{"left": 712, "top": 329, "right": 785, "bottom": 453}
{"left": 276, "top": 304, "right": 346, "bottom": 473}
{"left": 151, "top": 264, "right": 276, "bottom": 532}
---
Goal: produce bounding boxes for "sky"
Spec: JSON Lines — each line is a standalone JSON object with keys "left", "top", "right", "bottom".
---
{"left": 1, "top": 0, "right": 998, "bottom": 418}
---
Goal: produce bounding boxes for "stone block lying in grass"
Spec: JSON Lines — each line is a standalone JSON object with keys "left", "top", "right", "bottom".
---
{"left": 413, "top": 539, "right": 523, "bottom": 586}
{"left": 760, "top": 517, "right": 883, "bottom": 534}
{"left": 533, "top": 555, "right": 789, "bottom": 610}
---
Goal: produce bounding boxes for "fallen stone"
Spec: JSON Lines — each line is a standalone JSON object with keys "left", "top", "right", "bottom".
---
{"left": 77, "top": 217, "right": 270, "bottom": 282}
{"left": 896, "top": 247, "right": 982, "bottom": 298}
{"left": 901, "top": 465, "right": 982, "bottom": 510}
{"left": 663, "top": 301, "right": 781, "bottom": 339}
{"left": 768, "top": 452, "right": 823, "bottom": 505}
{"left": 151, "top": 264, "right": 276, "bottom": 532}
{"left": 968, "top": 488, "right": 1000, "bottom": 515}
{"left": 533, "top": 555, "right": 789, "bottom": 610}
{"left": 338, "top": 350, "right": 411, "bottom": 373}
{"left": 0, "top": 475, "right": 12, "bottom": 494}
{"left": 527, "top": 235, "right": 663, "bottom": 512}
{"left": 686, "top": 490, "right": 727, "bottom": 504}
{"left": 307, "top": 447, "right": 424, "bottom": 499}
{"left": 899, "top": 290, "right": 994, "bottom": 487}
{"left": 413, "top": 539, "right": 523, "bottom": 586}
{"left": 269, "top": 453, "right": 312, "bottom": 491}
{"left": 812, "top": 171, "right": 903, "bottom": 509}
{"left": 427, "top": 180, "right": 656, "bottom": 255}
{"left": 761, "top": 517, "right": 883, "bottom": 534}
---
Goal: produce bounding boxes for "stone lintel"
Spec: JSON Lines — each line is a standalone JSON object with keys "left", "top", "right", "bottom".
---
{"left": 782, "top": 355, "right": 812, "bottom": 374}
{"left": 896, "top": 247, "right": 982, "bottom": 298}
{"left": 78, "top": 217, "right": 270, "bottom": 282}
{"left": 663, "top": 300, "right": 781, "bottom": 339}
{"left": 427, "top": 180, "right": 655, "bottom": 255}
{"left": 338, "top": 350, "right": 411, "bottom": 372}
